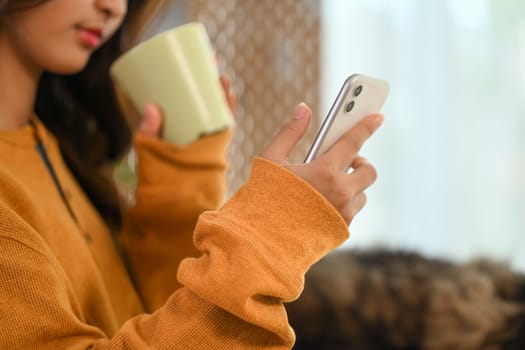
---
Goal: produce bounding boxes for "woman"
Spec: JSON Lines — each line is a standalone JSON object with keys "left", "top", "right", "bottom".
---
{"left": 0, "top": 0, "right": 383, "bottom": 348}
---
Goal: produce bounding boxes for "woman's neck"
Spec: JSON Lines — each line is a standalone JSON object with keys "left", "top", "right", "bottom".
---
{"left": 0, "top": 34, "right": 41, "bottom": 130}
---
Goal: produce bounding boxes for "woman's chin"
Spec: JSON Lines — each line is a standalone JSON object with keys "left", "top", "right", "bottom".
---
{"left": 52, "top": 64, "right": 88, "bottom": 75}
{"left": 46, "top": 55, "right": 90, "bottom": 75}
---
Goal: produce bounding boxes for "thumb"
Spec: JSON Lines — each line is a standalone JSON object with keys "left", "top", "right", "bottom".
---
{"left": 260, "top": 103, "right": 311, "bottom": 165}
{"left": 138, "top": 103, "right": 163, "bottom": 138}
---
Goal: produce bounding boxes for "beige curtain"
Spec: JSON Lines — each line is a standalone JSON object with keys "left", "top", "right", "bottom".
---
{"left": 187, "top": 0, "right": 321, "bottom": 195}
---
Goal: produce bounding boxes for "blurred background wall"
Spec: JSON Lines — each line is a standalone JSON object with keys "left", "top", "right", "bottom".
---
{"left": 142, "top": 0, "right": 525, "bottom": 270}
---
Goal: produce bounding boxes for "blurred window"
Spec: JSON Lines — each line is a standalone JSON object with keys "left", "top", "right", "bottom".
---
{"left": 322, "top": 0, "right": 525, "bottom": 269}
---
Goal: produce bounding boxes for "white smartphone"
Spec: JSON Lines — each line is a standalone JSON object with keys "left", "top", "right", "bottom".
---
{"left": 304, "top": 74, "right": 389, "bottom": 163}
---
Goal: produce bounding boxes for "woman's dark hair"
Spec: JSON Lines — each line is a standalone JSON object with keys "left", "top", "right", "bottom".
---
{"left": 0, "top": 0, "right": 165, "bottom": 230}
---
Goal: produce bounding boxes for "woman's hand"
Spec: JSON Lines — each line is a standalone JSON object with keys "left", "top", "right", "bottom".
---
{"left": 260, "top": 103, "right": 383, "bottom": 224}
{"left": 137, "top": 103, "right": 164, "bottom": 138}
{"left": 137, "top": 74, "right": 237, "bottom": 138}
{"left": 220, "top": 75, "right": 237, "bottom": 116}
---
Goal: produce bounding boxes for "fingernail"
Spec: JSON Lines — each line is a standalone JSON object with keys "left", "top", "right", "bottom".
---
{"left": 374, "top": 114, "right": 385, "bottom": 126}
{"left": 294, "top": 102, "right": 309, "bottom": 120}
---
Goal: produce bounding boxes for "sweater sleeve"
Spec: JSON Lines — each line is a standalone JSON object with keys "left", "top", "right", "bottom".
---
{"left": 122, "top": 130, "right": 232, "bottom": 311}
{"left": 0, "top": 158, "right": 349, "bottom": 349}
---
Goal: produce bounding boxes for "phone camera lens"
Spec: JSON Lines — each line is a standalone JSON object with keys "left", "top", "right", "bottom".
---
{"left": 345, "top": 101, "right": 355, "bottom": 113}
{"left": 354, "top": 85, "right": 363, "bottom": 97}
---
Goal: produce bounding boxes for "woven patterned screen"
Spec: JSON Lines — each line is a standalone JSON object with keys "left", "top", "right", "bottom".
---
{"left": 186, "top": 0, "right": 321, "bottom": 195}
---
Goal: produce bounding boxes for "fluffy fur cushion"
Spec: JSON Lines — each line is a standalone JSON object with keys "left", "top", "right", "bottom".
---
{"left": 287, "top": 249, "right": 525, "bottom": 349}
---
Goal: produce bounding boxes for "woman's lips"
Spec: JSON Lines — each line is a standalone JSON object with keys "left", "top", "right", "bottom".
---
{"left": 77, "top": 27, "right": 103, "bottom": 48}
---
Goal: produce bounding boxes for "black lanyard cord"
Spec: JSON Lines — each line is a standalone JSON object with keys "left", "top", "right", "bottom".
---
{"left": 29, "top": 120, "right": 92, "bottom": 242}
{"left": 35, "top": 140, "right": 82, "bottom": 227}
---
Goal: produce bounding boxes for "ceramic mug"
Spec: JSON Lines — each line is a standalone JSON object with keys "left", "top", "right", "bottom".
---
{"left": 110, "top": 22, "right": 233, "bottom": 145}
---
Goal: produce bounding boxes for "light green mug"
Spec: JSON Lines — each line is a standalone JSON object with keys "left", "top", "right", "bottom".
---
{"left": 110, "top": 22, "right": 233, "bottom": 145}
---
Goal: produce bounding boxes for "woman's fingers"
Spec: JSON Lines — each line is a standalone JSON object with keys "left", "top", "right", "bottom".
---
{"left": 220, "top": 75, "right": 237, "bottom": 116}
{"left": 282, "top": 111, "right": 382, "bottom": 224}
{"left": 341, "top": 192, "right": 367, "bottom": 222}
{"left": 220, "top": 75, "right": 230, "bottom": 90}
{"left": 137, "top": 103, "right": 163, "bottom": 138}
{"left": 258, "top": 103, "right": 383, "bottom": 225}
{"left": 330, "top": 157, "right": 376, "bottom": 222}
{"left": 260, "top": 103, "right": 312, "bottom": 165}
{"left": 324, "top": 114, "right": 384, "bottom": 170}
{"left": 347, "top": 156, "right": 378, "bottom": 193}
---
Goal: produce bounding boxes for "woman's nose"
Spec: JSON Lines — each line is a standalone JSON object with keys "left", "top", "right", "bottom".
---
{"left": 95, "top": 0, "right": 127, "bottom": 19}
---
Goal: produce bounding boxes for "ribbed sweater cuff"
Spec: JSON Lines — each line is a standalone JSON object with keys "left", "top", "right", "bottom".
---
{"left": 220, "top": 157, "right": 349, "bottom": 275}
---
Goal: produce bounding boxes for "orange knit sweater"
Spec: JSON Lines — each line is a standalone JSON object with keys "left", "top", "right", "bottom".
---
{"left": 0, "top": 119, "right": 348, "bottom": 349}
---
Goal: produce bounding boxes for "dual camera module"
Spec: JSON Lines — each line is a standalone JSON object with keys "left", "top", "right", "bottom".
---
{"left": 345, "top": 85, "right": 363, "bottom": 113}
